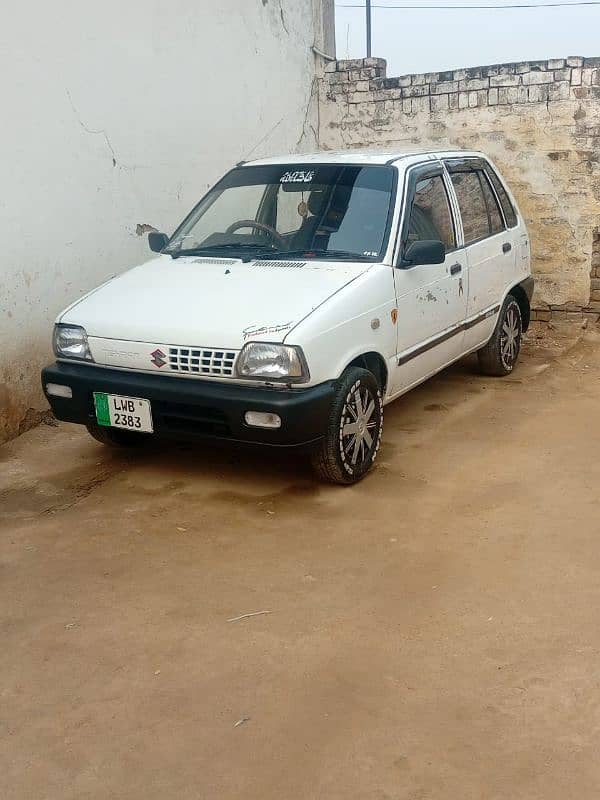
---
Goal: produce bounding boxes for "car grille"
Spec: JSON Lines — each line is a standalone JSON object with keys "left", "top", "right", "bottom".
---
{"left": 167, "top": 346, "right": 238, "bottom": 377}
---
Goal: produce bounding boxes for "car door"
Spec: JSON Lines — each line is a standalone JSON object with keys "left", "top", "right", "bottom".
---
{"left": 389, "top": 163, "right": 467, "bottom": 397}
{"left": 444, "top": 159, "right": 516, "bottom": 352}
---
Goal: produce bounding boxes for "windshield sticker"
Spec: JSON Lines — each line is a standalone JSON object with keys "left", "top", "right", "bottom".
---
{"left": 280, "top": 170, "right": 315, "bottom": 184}
{"left": 243, "top": 322, "right": 294, "bottom": 340}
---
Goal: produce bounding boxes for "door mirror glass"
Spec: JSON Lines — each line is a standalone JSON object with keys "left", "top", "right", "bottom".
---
{"left": 402, "top": 239, "right": 445, "bottom": 267}
{"left": 148, "top": 232, "right": 169, "bottom": 253}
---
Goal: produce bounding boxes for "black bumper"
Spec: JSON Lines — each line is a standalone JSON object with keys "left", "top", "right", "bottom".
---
{"left": 41, "top": 362, "right": 335, "bottom": 447}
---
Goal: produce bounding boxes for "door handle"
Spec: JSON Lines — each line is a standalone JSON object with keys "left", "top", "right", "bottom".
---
{"left": 450, "top": 263, "right": 462, "bottom": 275}
{"left": 502, "top": 242, "right": 512, "bottom": 254}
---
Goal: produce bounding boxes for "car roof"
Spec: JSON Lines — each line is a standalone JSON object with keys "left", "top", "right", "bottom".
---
{"left": 244, "top": 149, "right": 488, "bottom": 167}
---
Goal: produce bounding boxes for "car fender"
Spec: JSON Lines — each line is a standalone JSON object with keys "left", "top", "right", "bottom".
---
{"left": 285, "top": 265, "right": 397, "bottom": 389}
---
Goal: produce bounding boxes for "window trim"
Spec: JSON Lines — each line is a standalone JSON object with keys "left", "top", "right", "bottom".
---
{"left": 484, "top": 163, "right": 518, "bottom": 230}
{"left": 477, "top": 169, "right": 505, "bottom": 237}
{"left": 396, "top": 163, "right": 458, "bottom": 266}
{"left": 445, "top": 156, "right": 519, "bottom": 234}
{"left": 447, "top": 168, "right": 491, "bottom": 247}
{"left": 445, "top": 160, "right": 511, "bottom": 247}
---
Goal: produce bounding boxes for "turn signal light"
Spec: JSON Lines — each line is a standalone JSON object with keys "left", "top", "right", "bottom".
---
{"left": 46, "top": 383, "right": 73, "bottom": 399}
{"left": 244, "top": 411, "right": 282, "bottom": 429}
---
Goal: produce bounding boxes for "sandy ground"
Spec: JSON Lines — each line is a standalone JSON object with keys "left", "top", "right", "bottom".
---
{"left": 2, "top": 324, "right": 600, "bottom": 800}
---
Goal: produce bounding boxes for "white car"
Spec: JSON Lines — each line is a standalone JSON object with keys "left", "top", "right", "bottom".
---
{"left": 42, "top": 149, "right": 533, "bottom": 484}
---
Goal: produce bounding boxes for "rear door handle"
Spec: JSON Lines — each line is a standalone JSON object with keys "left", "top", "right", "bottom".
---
{"left": 450, "top": 263, "right": 462, "bottom": 275}
{"left": 502, "top": 242, "right": 512, "bottom": 254}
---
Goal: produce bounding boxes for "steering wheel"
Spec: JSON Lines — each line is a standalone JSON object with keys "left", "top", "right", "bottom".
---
{"left": 225, "top": 219, "right": 287, "bottom": 249}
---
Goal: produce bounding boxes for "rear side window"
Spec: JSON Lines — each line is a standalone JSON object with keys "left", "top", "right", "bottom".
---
{"left": 486, "top": 166, "right": 518, "bottom": 227}
{"left": 478, "top": 171, "right": 504, "bottom": 235}
{"left": 407, "top": 175, "right": 455, "bottom": 251}
{"left": 449, "top": 171, "right": 489, "bottom": 244}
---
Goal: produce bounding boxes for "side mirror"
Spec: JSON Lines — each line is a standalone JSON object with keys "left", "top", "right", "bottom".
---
{"left": 148, "top": 231, "right": 169, "bottom": 253}
{"left": 401, "top": 239, "right": 445, "bottom": 268}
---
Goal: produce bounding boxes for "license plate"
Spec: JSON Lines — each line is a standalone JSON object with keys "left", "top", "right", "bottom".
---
{"left": 93, "top": 392, "right": 153, "bottom": 433}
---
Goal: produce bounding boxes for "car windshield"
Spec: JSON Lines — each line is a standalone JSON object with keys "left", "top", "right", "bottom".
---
{"left": 165, "top": 163, "right": 395, "bottom": 261}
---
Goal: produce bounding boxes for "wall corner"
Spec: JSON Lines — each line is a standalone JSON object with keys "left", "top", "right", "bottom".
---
{"left": 319, "top": 0, "right": 336, "bottom": 59}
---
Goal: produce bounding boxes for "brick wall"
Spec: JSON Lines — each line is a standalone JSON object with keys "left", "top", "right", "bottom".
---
{"left": 325, "top": 56, "right": 598, "bottom": 111}
{"left": 531, "top": 227, "right": 600, "bottom": 322}
{"left": 319, "top": 56, "right": 600, "bottom": 322}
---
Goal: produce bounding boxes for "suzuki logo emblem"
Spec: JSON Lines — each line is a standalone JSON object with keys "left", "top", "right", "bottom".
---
{"left": 150, "top": 348, "right": 167, "bottom": 368}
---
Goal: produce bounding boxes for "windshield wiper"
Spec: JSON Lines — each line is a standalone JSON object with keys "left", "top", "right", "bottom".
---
{"left": 168, "top": 243, "right": 277, "bottom": 260}
{"left": 253, "top": 248, "right": 377, "bottom": 262}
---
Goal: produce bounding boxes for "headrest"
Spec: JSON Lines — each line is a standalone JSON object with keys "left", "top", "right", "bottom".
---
{"left": 307, "top": 188, "right": 327, "bottom": 216}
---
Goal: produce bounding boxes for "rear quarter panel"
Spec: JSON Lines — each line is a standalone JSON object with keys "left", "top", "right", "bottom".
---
{"left": 489, "top": 159, "right": 533, "bottom": 328}
{"left": 485, "top": 156, "right": 532, "bottom": 282}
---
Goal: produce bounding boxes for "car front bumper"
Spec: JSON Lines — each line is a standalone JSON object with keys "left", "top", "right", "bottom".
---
{"left": 41, "top": 362, "right": 336, "bottom": 447}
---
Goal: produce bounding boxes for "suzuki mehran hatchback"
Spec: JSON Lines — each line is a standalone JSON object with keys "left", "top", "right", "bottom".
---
{"left": 42, "top": 150, "right": 533, "bottom": 484}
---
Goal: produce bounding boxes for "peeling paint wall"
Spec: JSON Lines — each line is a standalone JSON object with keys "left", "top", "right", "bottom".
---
{"left": 0, "top": 0, "right": 334, "bottom": 442}
{"left": 319, "top": 56, "right": 600, "bottom": 321}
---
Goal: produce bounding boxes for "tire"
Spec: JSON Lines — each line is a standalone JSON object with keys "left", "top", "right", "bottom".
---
{"left": 478, "top": 295, "right": 523, "bottom": 377}
{"left": 310, "top": 367, "right": 383, "bottom": 485}
{"left": 86, "top": 422, "right": 150, "bottom": 448}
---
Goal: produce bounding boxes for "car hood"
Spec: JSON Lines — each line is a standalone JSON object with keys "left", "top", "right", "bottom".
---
{"left": 60, "top": 254, "right": 371, "bottom": 350}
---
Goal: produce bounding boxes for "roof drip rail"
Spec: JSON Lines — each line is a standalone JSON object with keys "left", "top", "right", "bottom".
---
{"left": 385, "top": 153, "right": 431, "bottom": 165}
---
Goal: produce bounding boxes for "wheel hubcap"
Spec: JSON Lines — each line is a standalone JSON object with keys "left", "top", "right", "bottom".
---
{"left": 341, "top": 386, "right": 378, "bottom": 468}
{"left": 501, "top": 305, "right": 520, "bottom": 366}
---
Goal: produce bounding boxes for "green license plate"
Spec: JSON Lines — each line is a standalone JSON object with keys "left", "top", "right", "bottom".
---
{"left": 93, "top": 392, "right": 153, "bottom": 433}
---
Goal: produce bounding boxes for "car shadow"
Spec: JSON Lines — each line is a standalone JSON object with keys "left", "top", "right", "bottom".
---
{"left": 111, "top": 354, "right": 483, "bottom": 488}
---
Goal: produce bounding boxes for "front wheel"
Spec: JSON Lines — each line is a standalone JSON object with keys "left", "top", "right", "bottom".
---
{"left": 478, "top": 295, "right": 523, "bottom": 376}
{"left": 310, "top": 367, "right": 383, "bottom": 485}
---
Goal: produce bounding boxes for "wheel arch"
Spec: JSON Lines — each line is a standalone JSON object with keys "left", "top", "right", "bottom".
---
{"left": 346, "top": 351, "right": 388, "bottom": 395}
{"left": 508, "top": 283, "right": 531, "bottom": 332}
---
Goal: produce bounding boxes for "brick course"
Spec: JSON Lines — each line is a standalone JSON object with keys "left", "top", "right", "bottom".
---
{"left": 324, "top": 57, "right": 591, "bottom": 112}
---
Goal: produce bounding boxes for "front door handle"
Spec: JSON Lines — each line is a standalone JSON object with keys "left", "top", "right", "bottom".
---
{"left": 450, "top": 263, "right": 462, "bottom": 275}
{"left": 502, "top": 242, "right": 512, "bottom": 254}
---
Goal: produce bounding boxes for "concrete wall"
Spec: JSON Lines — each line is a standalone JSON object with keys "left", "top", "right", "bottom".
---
{"left": 0, "top": 0, "right": 334, "bottom": 442}
{"left": 320, "top": 56, "right": 600, "bottom": 322}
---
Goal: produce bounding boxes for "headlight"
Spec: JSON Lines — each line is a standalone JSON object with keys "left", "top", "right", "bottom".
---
{"left": 236, "top": 342, "right": 309, "bottom": 382}
{"left": 53, "top": 324, "right": 94, "bottom": 361}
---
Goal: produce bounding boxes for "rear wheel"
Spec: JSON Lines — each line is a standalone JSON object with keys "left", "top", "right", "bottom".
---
{"left": 86, "top": 422, "right": 150, "bottom": 448}
{"left": 310, "top": 367, "right": 383, "bottom": 485}
{"left": 478, "top": 295, "right": 522, "bottom": 376}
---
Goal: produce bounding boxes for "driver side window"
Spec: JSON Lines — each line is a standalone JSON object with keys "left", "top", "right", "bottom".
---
{"left": 407, "top": 175, "right": 455, "bottom": 252}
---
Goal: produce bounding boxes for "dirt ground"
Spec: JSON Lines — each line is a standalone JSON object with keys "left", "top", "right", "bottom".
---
{"left": 2, "top": 324, "right": 600, "bottom": 800}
